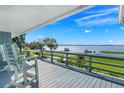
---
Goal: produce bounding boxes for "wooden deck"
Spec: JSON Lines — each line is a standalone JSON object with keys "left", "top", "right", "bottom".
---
{"left": 38, "top": 60, "right": 124, "bottom": 88}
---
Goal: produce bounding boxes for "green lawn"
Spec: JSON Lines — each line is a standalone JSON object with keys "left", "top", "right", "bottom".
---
{"left": 92, "top": 57, "right": 124, "bottom": 78}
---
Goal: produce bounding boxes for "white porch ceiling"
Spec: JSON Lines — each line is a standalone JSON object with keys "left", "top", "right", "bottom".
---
{"left": 0, "top": 5, "right": 93, "bottom": 37}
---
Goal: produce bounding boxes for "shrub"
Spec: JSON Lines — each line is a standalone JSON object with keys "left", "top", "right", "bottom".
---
{"left": 56, "top": 57, "right": 64, "bottom": 63}
{"left": 35, "top": 52, "right": 40, "bottom": 55}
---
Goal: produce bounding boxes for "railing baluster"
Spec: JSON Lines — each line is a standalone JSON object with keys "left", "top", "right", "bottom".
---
{"left": 78, "top": 55, "right": 81, "bottom": 67}
{"left": 51, "top": 51, "right": 53, "bottom": 63}
{"left": 88, "top": 56, "right": 92, "bottom": 72}
{"left": 41, "top": 49, "right": 43, "bottom": 60}
{"left": 65, "top": 53, "right": 68, "bottom": 66}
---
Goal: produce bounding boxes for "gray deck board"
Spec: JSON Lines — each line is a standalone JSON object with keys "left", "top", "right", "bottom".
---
{"left": 57, "top": 71, "right": 80, "bottom": 88}
{"left": 48, "top": 70, "right": 79, "bottom": 88}
{"left": 116, "top": 84, "right": 124, "bottom": 88}
{"left": 106, "top": 81, "right": 112, "bottom": 88}
{"left": 83, "top": 76, "right": 94, "bottom": 88}
{"left": 76, "top": 75, "right": 91, "bottom": 87}
{"left": 70, "top": 74, "right": 87, "bottom": 88}
{"left": 111, "top": 83, "right": 118, "bottom": 88}
{"left": 46, "top": 70, "right": 75, "bottom": 88}
{"left": 88, "top": 77, "right": 98, "bottom": 88}
{"left": 38, "top": 61, "right": 124, "bottom": 88}
{"left": 93, "top": 79, "right": 102, "bottom": 88}
{"left": 61, "top": 74, "right": 83, "bottom": 88}
{"left": 42, "top": 70, "right": 72, "bottom": 88}
{"left": 100, "top": 80, "right": 107, "bottom": 88}
{"left": 40, "top": 69, "right": 68, "bottom": 86}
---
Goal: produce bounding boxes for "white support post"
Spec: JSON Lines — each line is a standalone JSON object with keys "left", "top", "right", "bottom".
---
{"left": 14, "top": 66, "right": 18, "bottom": 82}
{"left": 35, "top": 58, "right": 39, "bottom": 88}
{"left": 22, "top": 60, "right": 28, "bottom": 86}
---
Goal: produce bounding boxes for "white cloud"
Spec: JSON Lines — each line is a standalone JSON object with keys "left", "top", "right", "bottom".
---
{"left": 51, "top": 33, "right": 55, "bottom": 37}
{"left": 120, "top": 27, "right": 124, "bottom": 30}
{"left": 64, "top": 41, "right": 75, "bottom": 44}
{"left": 59, "top": 28, "right": 73, "bottom": 34}
{"left": 108, "top": 40, "right": 113, "bottom": 43}
{"left": 105, "top": 29, "right": 109, "bottom": 32}
{"left": 76, "top": 12, "right": 111, "bottom": 22}
{"left": 101, "top": 7, "right": 118, "bottom": 13}
{"left": 77, "top": 17, "right": 117, "bottom": 27}
{"left": 106, "top": 40, "right": 124, "bottom": 45}
{"left": 84, "top": 29, "right": 92, "bottom": 33}
{"left": 37, "top": 35, "right": 43, "bottom": 39}
{"left": 75, "top": 7, "right": 118, "bottom": 27}
{"left": 86, "top": 7, "right": 118, "bottom": 15}
{"left": 79, "top": 40, "right": 85, "bottom": 42}
{"left": 76, "top": 7, "right": 118, "bottom": 22}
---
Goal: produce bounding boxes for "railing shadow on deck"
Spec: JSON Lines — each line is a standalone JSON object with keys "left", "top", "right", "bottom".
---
{"left": 38, "top": 50, "right": 124, "bottom": 86}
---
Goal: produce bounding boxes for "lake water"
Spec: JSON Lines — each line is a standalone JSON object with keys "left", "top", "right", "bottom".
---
{"left": 55, "top": 45, "right": 124, "bottom": 53}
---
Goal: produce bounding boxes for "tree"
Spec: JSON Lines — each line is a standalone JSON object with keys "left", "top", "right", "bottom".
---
{"left": 30, "top": 41, "right": 38, "bottom": 49}
{"left": 38, "top": 40, "right": 45, "bottom": 51}
{"left": 12, "top": 34, "right": 26, "bottom": 51}
{"left": 43, "top": 37, "right": 58, "bottom": 51}
{"left": 24, "top": 42, "right": 30, "bottom": 50}
{"left": 38, "top": 40, "right": 45, "bottom": 59}
{"left": 43, "top": 37, "right": 58, "bottom": 62}
{"left": 30, "top": 40, "right": 45, "bottom": 50}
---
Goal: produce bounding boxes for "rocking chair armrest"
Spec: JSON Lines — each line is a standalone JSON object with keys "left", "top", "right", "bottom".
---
{"left": 25, "top": 64, "right": 35, "bottom": 70}
{"left": 20, "top": 56, "right": 38, "bottom": 70}
{"left": 21, "top": 56, "right": 38, "bottom": 61}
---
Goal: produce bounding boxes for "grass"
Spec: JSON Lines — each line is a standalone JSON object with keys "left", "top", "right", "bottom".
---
{"left": 92, "top": 57, "right": 124, "bottom": 78}
{"left": 101, "top": 51, "right": 124, "bottom": 54}
{"left": 19, "top": 51, "right": 36, "bottom": 59}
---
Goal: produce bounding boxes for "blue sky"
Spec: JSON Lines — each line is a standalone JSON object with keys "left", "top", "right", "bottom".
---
{"left": 26, "top": 5, "right": 124, "bottom": 45}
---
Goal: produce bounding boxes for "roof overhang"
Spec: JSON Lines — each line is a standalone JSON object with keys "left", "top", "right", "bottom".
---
{"left": 0, "top": 5, "right": 94, "bottom": 37}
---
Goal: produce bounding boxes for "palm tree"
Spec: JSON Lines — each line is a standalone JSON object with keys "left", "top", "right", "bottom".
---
{"left": 38, "top": 40, "right": 45, "bottom": 59}
{"left": 43, "top": 37, "right": 58, "bottom": 51}
{"left": 38, "top": 40, "right": 45, "bottom": 51}
{"left": 30, "top": 41, "right": 37, "bottom": 49}
{"left": 30, "top": 40, "right": 44, "bottom": 50}
{"left": 43, "top": 37, "right": 58, "bottom": 62}
{"left": 12, "top": 34, "right": 26, "bottom": 51}
{"left": 24, "top": 42, "right": 30, "bottom": 50}
{"left": 29, "top": 40, "right": 45, "bottom": 58}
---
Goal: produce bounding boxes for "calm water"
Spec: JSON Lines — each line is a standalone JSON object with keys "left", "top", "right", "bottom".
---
{"left": 55, "top": 45, "right": 124, "bottom": 53}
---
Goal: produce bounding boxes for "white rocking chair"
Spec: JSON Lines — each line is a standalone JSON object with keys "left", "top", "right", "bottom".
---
{"left": 0, "top": 43, "right": 39, "bottom": 88}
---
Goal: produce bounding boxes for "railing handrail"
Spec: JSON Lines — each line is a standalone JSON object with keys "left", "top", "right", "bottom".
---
{"left": 43, "top": 50, "right": 124, "bottom": 61}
